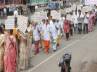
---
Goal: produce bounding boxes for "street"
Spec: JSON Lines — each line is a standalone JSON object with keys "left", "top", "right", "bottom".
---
{"left": 20, "top": 26, "right": 97, "bottom": 72}
{"left": 0, "top": 0, "right": 97, "bottom": 72}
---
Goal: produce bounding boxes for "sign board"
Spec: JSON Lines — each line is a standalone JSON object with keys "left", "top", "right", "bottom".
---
{"left": 82, "top": 6, "right": 92, "bottom": 13}
{"left": 72, "top": 4, "right": 77, "bottom": 11}
{"left": 51, "top": 10, "right": 61, "bottom": 19}
{"left": 17, "top": 16, "right": 28, "bottom": 34}
{"left": 65, "top": 8, "right": 72, "bottom": 13}
{"left": 5, "top": 16, "right": 15, "bottom": 29}
{"left": 30, "top": 11, "right": 47, "bottom": 22}
{"left": 85, "top": 0, "right": 97, "bottom": 5}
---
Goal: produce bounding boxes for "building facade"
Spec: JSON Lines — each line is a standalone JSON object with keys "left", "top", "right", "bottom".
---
{"left": 27, "top": 0, "right": 49, "bottom": 5}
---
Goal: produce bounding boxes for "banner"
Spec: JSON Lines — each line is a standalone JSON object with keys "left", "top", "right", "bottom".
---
{"left": 85, "top": 0, "right": 97, "bottom": 5}
{"left": 30, "top": 11, "right": 47, "bottom": 22}
{"left": 5, "top": 16, "right": 15, "bottom": 29}
{"left": 51, "top": 10, "right": 61, "bottom": 19}
{"left": 17, "top": 16, "right": 28, "bottom": 34}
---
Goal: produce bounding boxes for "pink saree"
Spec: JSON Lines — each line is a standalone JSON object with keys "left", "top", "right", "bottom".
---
{"left": 4, "top": 35, "right": 17, "bottom": 72}
{"left": 88, "top": 14, "right": 94, "bottom": 32}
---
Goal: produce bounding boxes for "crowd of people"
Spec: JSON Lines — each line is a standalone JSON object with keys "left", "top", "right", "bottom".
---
{"left": 0, "top": 6, "right": 97, "bottom": 72}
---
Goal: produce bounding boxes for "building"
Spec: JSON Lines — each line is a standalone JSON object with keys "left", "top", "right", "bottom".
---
{"left": 27, "top": 0, "right": 48, "bottom": 5}
{"left": 0, "top": 0, "right": 26, "bottom": 6}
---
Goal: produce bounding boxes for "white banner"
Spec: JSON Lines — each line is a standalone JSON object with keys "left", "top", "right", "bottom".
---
{"left": 5, "top": 16, "right": 15, "bottom": 29}
{"left": 85, "top": 0, "right": 97, "bottom": 5}
{"left": 17, "top": 16, "right": 28, "bottom": 34}
{"left": 30, "top": 11, "right": 47, "bottom": 22}
{"left": 51, "top": 10, "right": 61, "bottom": 19}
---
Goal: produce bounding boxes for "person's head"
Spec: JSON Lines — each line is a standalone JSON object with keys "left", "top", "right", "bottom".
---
{"left": 89, "top": 11, "right": 92, "bottom": 15}
{"left": 64, "top": 14, "right": 67, "bottom": 19}
{"left": 42, "top": 19, "right": 45, "bottom": 23}
{"left": 0, "top": 26, "right": 4, "bottom": 34}
{"left": 78, "top": 9, "right": 81, "bottom": 15}
{"left": 74, "top": 10, "right": 77, "bottom": 15}
{"left": 45, "top": 19, "right": 49, "bottom": 25}
{"left": 49, "top": 16, "right": 52, "bottom": 20}
{"left": 70, "top": 12, "right": 73, "bottom": 15}
{"left": 92, "top": 9, "right": 95, "bottom": 12}
{"left": 53, "top": 19, "right": 56, "bottom": 23}
{"left": 57, "top": 20, "right": 59, "bottom": 23}
{"left": 85, "top": 12, "right": 88, "bottom": 15}
{"left": 34, "top": 22, "right": 38, "bottom": 27}
{"left": 9, "top": 29, "right": 13, "bottom": 35}
{"left": 32, "top": 21, "right": 36, "bottom": 27}
{"left": 1, "top": 24, "right": 5, "bottom": 30}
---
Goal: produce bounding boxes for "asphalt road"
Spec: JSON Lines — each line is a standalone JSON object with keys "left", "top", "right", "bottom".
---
{"left": 21, "top": 26, "right": 97, "bottom": 72}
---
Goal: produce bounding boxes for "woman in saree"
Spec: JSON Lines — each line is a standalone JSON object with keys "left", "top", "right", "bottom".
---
{"left": 18, "top": 32, "right": 28, "bottom": 70}
{"left": 26, "top": 22, "right": 33, "bottom": 66}
{"left": 88, "top": 11, "right": 94, "bottom": 32}
{"left": 4, "top": 29, "right": 17, "bottom": 72}
{"left": 0, "top": 26, "right": 5, "bottom": 72}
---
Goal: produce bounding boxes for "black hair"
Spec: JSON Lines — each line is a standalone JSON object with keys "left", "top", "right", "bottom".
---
{"left": 0, "top": 26, "right": 4, "bottom": 34}
{"left": 9, "top": 29, "right": 13, "bottom": 35}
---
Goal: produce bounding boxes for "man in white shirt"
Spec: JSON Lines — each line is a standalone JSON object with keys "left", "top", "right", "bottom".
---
{"left": 83, "top": 12, "right": 89, "bottom": 33}
{"left": 37, "top": 19, "right": 45, "bottom": 49}
{"left": 49, "top": 19, "right": 58, "bottom": 52}
{"left": 14, "top": 9, "right": 18, "bottom": 17}
{"left": 59, "top": 16, "right": 65, "bottom": 36}
{"left": 14, "top": 9, "right": 18, "bottom": 25}
{"left": 55, "top": 20, "right": 62, "bottom": 48}
{"left": 3, "top": 7, "right": 7, "bottom": 16}
{"left": 69, "top": 12, "right": 74, "bottom": 36}
{"left": 77, "top": 10, "right": 84, "bottom": 34}
{"left": 72, "top": 11, "right": 78, "bottom": 33}
{"left": 41, "top": 20, "right": 51, "bottom": 54}
{"left": 32, "top": 23, "right": 40, "bottom": 55}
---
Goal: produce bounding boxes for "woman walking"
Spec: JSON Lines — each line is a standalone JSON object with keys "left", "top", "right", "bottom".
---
{"left": 18, "top": 32, "right": 28, "bottom": 70}
{"left": 88, "top": 11, "right": 94, "bottom": 32}
{"left": 0, "top": 27, "right": 5, "bottom": 72}
{"left": 4, "top": 30, "right": 17, "bottom": 72}
{"left": 63, "top": 15, "right": 70, "bottom": 40}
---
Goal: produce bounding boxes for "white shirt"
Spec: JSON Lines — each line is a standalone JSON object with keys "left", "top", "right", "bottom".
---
{"left": 42, "top": 24, "right": 51, "bottom": 41}
{"left": 72, "top": 14, "right": 78, "bottom": 24}
{"left": 77, "top": 13, "right": 84, "bottom": 23}
{"left": 95, "top": 9, "right": 97, "bottom": 12}
{"left": 32, "top": 26, "right": 40, "bottom": 41}
{"left": 14, "top": 10, "right": 18, "bottom": 17}
{"left": 3, "top": 8, "right": 7, "bottom": 14}
{"left": 68, "top": 14, "right": 74, "bottom": 24}
{"left": 49, "top": 22, "right": 58, "bottom": 40}
{"left": 67, "top": 14, "right": 71, "bottom": 21}
{"left": 59, "top": 18, "right": 64, "bottom": 29}
{"left": 84, "top": 14, "right": 89, "bottom": 24}
{"left": 39, "top": 22, "right": 44, "bottom": 32}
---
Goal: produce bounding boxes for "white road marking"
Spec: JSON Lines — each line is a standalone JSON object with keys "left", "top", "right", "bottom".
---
{"left": 25, "top": 30, "right": 97, "bottom": 72}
